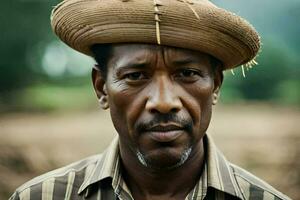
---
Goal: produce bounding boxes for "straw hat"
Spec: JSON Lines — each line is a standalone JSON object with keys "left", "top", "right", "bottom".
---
{"left": 51, "top": 0, "right": 261, "bottom": 70}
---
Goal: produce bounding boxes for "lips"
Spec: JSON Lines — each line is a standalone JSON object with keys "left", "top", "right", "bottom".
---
{"left": 145, "top": 124, "right": 184, "bottom": 143}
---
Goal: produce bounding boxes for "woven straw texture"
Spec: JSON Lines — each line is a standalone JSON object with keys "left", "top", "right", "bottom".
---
{"left": 51, "top": 0, "right": 261, "bottom": 70}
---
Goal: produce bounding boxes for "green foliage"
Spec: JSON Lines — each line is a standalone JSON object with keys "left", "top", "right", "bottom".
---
{"left": 220, "top": 38, "right": 300, "bottom": 106}
{"left": 275, "top": 80, "right": 300, "bottom": 105}
{"left": 0, "top": 1, "right": 60, "bottom": 94}
{"left": 20, "top": 83, "right": 96, "bottom": 112}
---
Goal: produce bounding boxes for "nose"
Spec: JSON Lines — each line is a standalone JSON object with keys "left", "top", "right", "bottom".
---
{"left": 145, "top": 76, "right": 183, "bottom": 114}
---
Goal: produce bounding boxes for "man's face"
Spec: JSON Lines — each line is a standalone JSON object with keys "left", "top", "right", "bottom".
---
{"left": 93, "top": 44, "right": 222, "bottom": 170}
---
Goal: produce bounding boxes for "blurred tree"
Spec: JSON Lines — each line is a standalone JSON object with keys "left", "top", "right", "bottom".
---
{"left": 213, "top": 0, "right": 300, "bottom": 105}
{"left": 0, "top": 1, "right": 59, "bottom": 101}
{"left": 273, "top": 2, "right": 300, "bottom": 52}
{"left": 238, "top": 40, "right": 291, "bottom": 100}
{"left": 221, "top": 38, "right": 300, "bottom": 104}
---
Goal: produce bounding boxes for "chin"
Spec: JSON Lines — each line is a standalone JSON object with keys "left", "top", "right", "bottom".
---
{"left": 136, "top": 146, "right": 192, "bottom": 171}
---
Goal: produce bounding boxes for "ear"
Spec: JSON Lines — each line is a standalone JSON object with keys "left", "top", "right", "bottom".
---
{"left": 92, "top": 66, "right": 109, "bottom": 110}
{"left": 212, "top": 67, "right": 223, "bottom": 105}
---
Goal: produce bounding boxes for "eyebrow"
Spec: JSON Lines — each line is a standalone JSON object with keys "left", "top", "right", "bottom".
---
{"left": 116, "top": 61, "right": 150, "bottom": 69}
{"left": 114, "top": 56, "right": 202, "bottom": 75}
{"left": 170, "top": 57, "right": 203, "bottom": 68}
{"left": 114, "top": 61, "right": 150, "bottom": 76}
{"left": 172, "top": 56, "right": 200, "bottom": 64}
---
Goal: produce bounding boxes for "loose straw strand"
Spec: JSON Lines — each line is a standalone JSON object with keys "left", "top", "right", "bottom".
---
{"left": 231, "top": 69, "right": 235, "bottom": 76}
{"left": 230, "top": 58, "right": 258, "bottom": 77}
{"left": 241, "top": 65, "right": 246, "bottom": 78}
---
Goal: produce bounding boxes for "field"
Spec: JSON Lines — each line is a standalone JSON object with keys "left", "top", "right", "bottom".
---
{"left": 0, "top": 104, "right": 299, "bottom": 199}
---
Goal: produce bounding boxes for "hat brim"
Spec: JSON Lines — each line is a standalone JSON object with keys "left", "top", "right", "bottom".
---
{"left": 51, "top": 0, "right": 260, "bottom": 70}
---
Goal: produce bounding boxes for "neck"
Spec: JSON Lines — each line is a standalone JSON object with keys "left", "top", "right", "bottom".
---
{"left": 119, "top": 140, "right": 205, "bottom": 200}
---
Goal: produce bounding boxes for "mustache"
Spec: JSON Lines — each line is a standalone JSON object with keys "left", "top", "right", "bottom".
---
{"left": 135, "top": 113, "right": 193, "bottom": 133}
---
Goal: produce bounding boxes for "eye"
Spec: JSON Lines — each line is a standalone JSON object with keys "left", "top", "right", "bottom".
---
{"left": 175, "top": 69, "right": 202, "bottom": 82}
{"left": 124, "top": 72, "right": 147, "bottom": 81}
{"left": 179, "top": 69, "right": 200, "bottom": 77}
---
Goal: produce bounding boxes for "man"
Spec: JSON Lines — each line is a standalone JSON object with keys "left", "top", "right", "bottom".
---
{"left": 10, "top": 0, "right": 290, "bottom": 199}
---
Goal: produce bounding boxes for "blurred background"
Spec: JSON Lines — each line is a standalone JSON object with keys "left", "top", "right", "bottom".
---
{"left": 0, "top": 0, "right": 299, "bottom": 199}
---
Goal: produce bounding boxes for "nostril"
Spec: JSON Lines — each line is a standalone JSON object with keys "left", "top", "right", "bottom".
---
{"left": 149, "top": 107, "right": 180, "bottom": 114}
{"left": 171, "top": 108, "right": 179, "bottom": 113}
{"left": 149, "top": 108, "right": 159, "bottom": 114}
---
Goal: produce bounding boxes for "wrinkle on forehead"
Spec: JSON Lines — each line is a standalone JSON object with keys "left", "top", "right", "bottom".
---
{"left": 109, "top": 44, "right": 212, "bottom": 71}
{"left": 110, "top": 44, "right": 159, "bottom": 70}
{"left": 162, "top": 46, "right": 212, "bottom": 67}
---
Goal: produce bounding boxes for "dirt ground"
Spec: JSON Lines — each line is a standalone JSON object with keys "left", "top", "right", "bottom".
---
{"left": 0, "top": 104, "right": 299, "bottom": 199}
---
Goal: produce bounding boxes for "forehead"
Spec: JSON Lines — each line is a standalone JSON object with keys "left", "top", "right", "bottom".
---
{"left": 109, "top": 44, "right": 212, "bottom": 64}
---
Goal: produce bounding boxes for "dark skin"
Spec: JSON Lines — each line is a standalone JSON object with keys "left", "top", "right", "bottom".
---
{"left": 92, "top": 44, "right": 223, "bottom": 200}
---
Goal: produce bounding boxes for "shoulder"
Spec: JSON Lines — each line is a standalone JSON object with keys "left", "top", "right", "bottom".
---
{"left": 229, "top": 163, "right": 291, "bottom": 200}
{"left": 9, "top": 154, "right": 103, "bottom": 200}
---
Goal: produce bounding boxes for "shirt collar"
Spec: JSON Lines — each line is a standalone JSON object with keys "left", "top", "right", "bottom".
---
{"left": 78, "top": 134, "right": 243, "bottom": 199}
{"left": 78, "top": 136, "right": 120, "bottom": 195}
{"left": 204, "top": 135, "right": 243, "bottom": 199}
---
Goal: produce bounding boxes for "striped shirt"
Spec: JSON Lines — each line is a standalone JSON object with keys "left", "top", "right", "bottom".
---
{"left": 9, "top": 134, "right": 291, "bottom": 200}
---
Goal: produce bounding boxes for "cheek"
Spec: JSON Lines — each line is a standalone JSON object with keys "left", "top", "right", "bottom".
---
{"left": 107, "top": 83, "right": 146, "bottom": 137}
{"left": 181, "top": 79, "right": 214, "bottom": 130}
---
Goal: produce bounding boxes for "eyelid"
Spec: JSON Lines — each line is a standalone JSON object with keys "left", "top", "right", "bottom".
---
{"left": 176, "top": 68, "right": 202, "bottom": 76}
{"left": 172, "top": 68, "right": 204, "bottom": 83}
{"left": 123, "top": 71, "right": 149, "bottom": 82}
{"left": 115, "top": 62, "right": 149, "bottom": 76}
{"left": 117, "top": 68, "right": 143, "bottom": 77}
{"left": 125, "top": 71, "right": 143, "bottom": 77}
